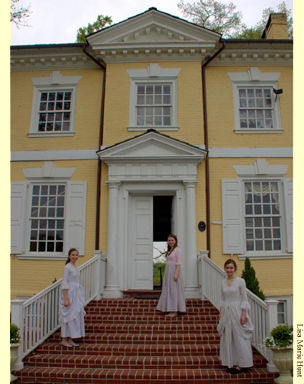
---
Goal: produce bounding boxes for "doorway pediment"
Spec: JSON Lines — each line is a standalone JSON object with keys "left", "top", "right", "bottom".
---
{"left": 98, "top": 131, "right": 206, "bottom": 181}
{"left": 98, "top": 131, "right": 206, "bottom": 161}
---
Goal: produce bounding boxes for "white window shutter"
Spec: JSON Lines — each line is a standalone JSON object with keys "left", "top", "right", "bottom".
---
{"left": 284, "top": 178, "right": 293, "bottom": 253}
{"left": 221, "top": 179, "right": 244, "bottom": 254}
{"left": 66, "top": 181, "right": 87, "bottom": 255}
{"left": 11, "top": 182, "right": 27, "bottom": 254}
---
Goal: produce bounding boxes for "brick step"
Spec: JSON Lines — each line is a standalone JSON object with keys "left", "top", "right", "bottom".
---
{"left": 48, "top": 332, "right": 220, "bottom": 345}
{"left": 24, "top": 353, "right": 267, "bottom": 370}
{"left": 12, "top": 367, "right": 279, "bottom": 383}
{"left": 87, "top": 298, "right": 210, "bottom": 308}
{"left": 37, "top": 341, "right": 222, "bottom": 356}
{"left": 71, "top": 323, "right": 219, "bottom": 335}
{"left": 84, "top": 314, "right": 219, "bottom": 324}
{"left": 85, "top": 306, "right": 218, "bottom": 315}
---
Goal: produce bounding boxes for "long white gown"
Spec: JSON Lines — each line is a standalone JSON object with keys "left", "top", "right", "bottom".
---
{"left": 217, "top": 276, "right": 254, "bottom": 368}
{"left": 59, "top": 263, "right": 86, "bottom": 338}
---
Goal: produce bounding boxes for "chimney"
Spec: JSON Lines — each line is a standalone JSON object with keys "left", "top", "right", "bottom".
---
{"left": 261, "top": 13, "right": 289, "bottom": 39}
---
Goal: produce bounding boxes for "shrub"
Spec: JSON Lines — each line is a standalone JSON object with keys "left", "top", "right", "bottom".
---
{"left": 10, "top": 323, "right": 21, "bottom": 344}
{"left": 241, "top": 257, "right": 265, "bottom": 300}
{"left": 265, "top": 325, "right": 293, "bottom": 349}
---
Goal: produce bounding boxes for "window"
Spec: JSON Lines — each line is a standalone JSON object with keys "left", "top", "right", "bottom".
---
{"left": 29, "top": 184, "right": 65, "bottom": 253}
{"left": 38, "top": 91, "right": 72, "bottom": 133}
{"left": 239, "top": 88, "right": 274, "bottom": 129}
{"left": 277, "top": 301, "right": 286, "bottom": 324}
{"left": 29, "top": 71, "right": 82, "bottom": 137}
{"left": 127, "top": 64, "right": 181, "bottom": 131}
{"left": 228, "top": 68, "right": 282, "bottom": 134}
{"left": 11, "top": 162, "right": 87, "bottom": 259}
{"left": 221, "top": 160, "right": 293, "bottom": 259}
{"left": 136, "top": 84, "right": 172, "bottom": 126}
{"left": 244, "top": 181, "right": 281, "bottom": 252}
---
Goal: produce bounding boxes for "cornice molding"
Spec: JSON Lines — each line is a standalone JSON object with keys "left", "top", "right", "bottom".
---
{"left": 10, "top": 48, "right": 101, "bottom": 72}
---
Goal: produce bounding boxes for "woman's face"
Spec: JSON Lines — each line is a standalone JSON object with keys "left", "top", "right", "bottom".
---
{"left": 69, "top": 250, "right": 79, "bottom": 263}
{"left": 168, "top": 237, "right": 177, "bottom": 248}
{"left": 225, "top": 263, "right": 236, "bottom": 277}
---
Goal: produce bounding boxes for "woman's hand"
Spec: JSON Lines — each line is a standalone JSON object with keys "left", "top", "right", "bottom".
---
{"left": 240, "top": 313, "right": 246, "bottom": 325}
{"left": 173, "top": 274, "right": 179, "bottom": 282}
{"left": 64, "top": 299, "right": 70, "bottom": 307}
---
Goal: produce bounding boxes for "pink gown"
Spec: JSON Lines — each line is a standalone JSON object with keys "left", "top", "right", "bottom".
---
{"left": 156, "top": 247, "right": 186, "bottom": 313}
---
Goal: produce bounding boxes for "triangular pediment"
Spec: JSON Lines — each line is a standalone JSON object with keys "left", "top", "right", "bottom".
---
{"left": 98, "top": 131, "right": 206, "bottom": 163}
{"left": 87, "top": 8, "right": 221, "bottom": 63}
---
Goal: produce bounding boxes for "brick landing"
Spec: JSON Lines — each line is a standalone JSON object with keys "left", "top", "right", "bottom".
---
{"left": 12, "top": 298, "right": 279, "bottom": 383}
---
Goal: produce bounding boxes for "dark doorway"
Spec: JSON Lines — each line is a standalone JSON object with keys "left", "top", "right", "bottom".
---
{"left": 153, "top": 196, "right": 173, "bottom": 290}
{"left": 153, "top": 196, "right": 173, "bottom": 241}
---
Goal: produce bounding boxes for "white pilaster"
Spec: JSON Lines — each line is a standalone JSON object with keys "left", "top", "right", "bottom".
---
{"left": 104, "top": 181, "right": 122, "bottom": 298}
{"left": 183, "top": 180, "right": 200, "bottom": 297}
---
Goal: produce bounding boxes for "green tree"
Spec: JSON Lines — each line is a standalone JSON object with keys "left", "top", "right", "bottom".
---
{"left": 241, "top": 257, "right": 265, "bottom": 301}
{"left": 10, "top": 0, "right": 31, "bottom": 28}
{"left": 233, "top": 1, "right": 293, "bottom": 39}
{"left": 177, "top": 0, "right": 243, "bottom": 37}
{"left": 76, "top": 15, "right": 113, "bottom": 43}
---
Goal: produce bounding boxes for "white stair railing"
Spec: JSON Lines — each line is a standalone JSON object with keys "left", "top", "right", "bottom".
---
{"left": 198, "top": 252, "right": 278, "bottom": 361}
{"left": 11, "top": 251, "right": 106, "bottom": 370}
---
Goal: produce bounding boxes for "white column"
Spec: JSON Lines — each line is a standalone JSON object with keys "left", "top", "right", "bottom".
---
{"left": 104, "top": 181, "right": 122, "bottom": 298}
{"left": 265, "top": 299, "right": 280, "bottom": 372}
{"left": 183, "top": 180, "right": 200, "bottom": 298}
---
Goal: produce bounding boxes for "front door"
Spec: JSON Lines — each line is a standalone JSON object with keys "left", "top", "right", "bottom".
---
{"left": 129, "top": 196, "right": 153, "bottom": 289}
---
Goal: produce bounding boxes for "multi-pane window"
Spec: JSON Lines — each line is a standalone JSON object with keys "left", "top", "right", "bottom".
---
{"left": 239, "top": 88, "right": 274, "bottom": 129}
{"left": 38, "top": 91, "right": 72, "bottom": 132}
{"left": 136, "top": 84, "right": 171, "bottom": 126}
{"left": 277, "top": 301, "right": 286, "bottom": 324}
{"left": 244, "top": 181, "right": 281, "bottom": 252}
{"left": 29, "top": 185, "right": 65, "bottom": 253}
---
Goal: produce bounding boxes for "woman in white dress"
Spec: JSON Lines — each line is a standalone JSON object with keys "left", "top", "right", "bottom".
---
{"left": 59, "top": 248, "right": 86, "bottom": 347}
{"left": 156, "top": 234, "right": 186, "bottom": 317}
{"left": 217, "top": 259, "right": 254, "bottom": 374}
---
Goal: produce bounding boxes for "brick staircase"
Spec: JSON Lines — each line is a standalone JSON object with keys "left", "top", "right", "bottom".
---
{"left": 12, "top": 298, "right": 279, "bottom": 383}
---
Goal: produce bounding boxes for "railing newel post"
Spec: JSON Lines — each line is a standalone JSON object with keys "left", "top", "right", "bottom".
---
{"left": 199, "top": 251, "right": 209, "bottom": 300}
{"left": 265, "top": 299, "right": 279, "bottom": 372}
{"left": 93, "top": 250, "right": 102, "bottom": 300}
{"left": 11, "top": 299, "right": 25, "bottom": 370}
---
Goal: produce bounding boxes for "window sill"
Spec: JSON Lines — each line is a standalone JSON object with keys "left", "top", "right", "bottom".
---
{"left": 238, "top": 253, "right": 292, "bottom": 260}
{"left": 28, "top": 132, "right": 75, "bottom": 138}
{"left": 234, "top": 129, "right": 284, "bottom": 134}
{"left": 16, "top": 254, "right": 80, "bottom": 260}
{"left": 127, "top": 126, "right": 179, "bottom": 132}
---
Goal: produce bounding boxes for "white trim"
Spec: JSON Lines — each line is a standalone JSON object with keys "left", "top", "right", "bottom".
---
{"left": 11, "top": 149, "right": 98, "bottom": 162}
{"left": 208, "top": 147, "right": 292, "bottom": 158}
{"left": 28, "top": 132, "right": 75, "bottom": 138}
{"left": 11, "top": 147, "right": 293, "bottom": 162}
{"left": 234, "top": 129, "right": 283, "bottom": 134}
{"left": 233, "top": 159, "right": 289, "bottom": 177}
{"left": 126, "top": 65, "right": 181, "bottom": 79}
{"left": 22, "top": 162, "right": 76, "bottom": 179}
{"left": 127, "top": 64, "right": 181, "bottom": 130}
{"left": 227, "top": 68, "right": 281, "bottom": 82}
{"left": 238, "top": 253, "right": 292, "bottom": 260}
{"left": 127, "top": 126, "right": 179, "bottom": 132}
{"left": 29, "top": 71, "right": 82, "bottom": 136}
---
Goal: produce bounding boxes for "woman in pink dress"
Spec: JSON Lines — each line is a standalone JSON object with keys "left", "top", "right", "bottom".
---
{"left": 156, "top": 234, "right": 186, "bottom": 317}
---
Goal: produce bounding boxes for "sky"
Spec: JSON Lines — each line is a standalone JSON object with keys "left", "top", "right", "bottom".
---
{"left": 10, "top": 0, "right": 294, "bottom": 46}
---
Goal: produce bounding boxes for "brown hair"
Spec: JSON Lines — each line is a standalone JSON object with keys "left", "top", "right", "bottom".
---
{"left": 65, "top": 248, "right": 79, "bottom": 265}
{"left": 166, "top": 234, "right": 178, "bottom": 257}
{"left": 224, "top": 259, "right": 237, "bottom": 271}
